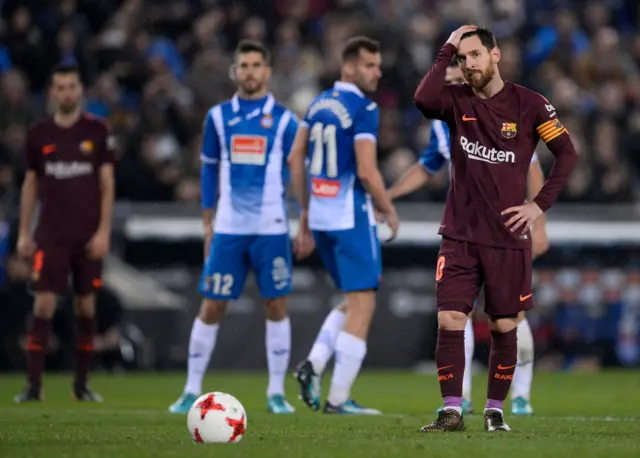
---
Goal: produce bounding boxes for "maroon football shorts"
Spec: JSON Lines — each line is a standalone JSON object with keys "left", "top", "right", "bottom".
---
{"left": 435, "top": 236, "right": 533, "bottom": 318}
{"left": 31, "top": 240, "right": 103, "bottom": 295}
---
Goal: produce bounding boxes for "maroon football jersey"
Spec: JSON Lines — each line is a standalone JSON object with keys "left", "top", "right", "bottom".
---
{"left": 25, "top": 114, "right": 115, "bottom": 243}
{"left": 414, "top": 44, "right": 578, "bottom": 250}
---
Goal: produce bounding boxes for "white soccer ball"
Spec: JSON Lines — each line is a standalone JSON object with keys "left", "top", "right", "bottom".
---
{"left": 187, "top": 392, "right": 247, "bottom": 444}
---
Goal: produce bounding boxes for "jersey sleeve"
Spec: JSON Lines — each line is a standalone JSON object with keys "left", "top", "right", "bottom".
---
{"left": 534, "top": 99, "right": 567, "bottom": 143}
{"left": 353, "top": 101, "right": 379, "bottom": 143}
{"left": 414, "top": 44, "right": 457, "bottom": 120}
{"left": 200, "top": 108, "right": 220, "bottom": 210}
{"left": 201, "top": 108, "right": 220, "bottom": 165}
{"left": 530, "top": 93, "right": 578, "bottom": 211}
{"left": 96, "top": 121, "right": 116, "bottom": 166}
{"left": 419, "top": 120, "right": 449, "bottom": 174}
{"left": 282, "top": 111, "right": 299, "bottom": 159}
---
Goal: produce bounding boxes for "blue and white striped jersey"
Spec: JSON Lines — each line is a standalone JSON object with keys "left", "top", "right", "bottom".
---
{"left": 420, "top": 119, "right": 538, "bottom": 174}
{"left": 301, "top": 81, "right": 378, "bottom": 231}
{"left": 200, "top": 93, "right": 299, "bottom": 235}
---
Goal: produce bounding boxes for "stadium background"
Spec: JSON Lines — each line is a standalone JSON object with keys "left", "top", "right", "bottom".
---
{"left": 0, "top": 0, "right": 639, "bottom": 375}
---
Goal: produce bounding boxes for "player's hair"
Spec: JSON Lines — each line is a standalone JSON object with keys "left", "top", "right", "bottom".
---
{"left": 234, "top": 39, "right": 271, "bottom": 64}
{"left": 460, "top": 27, "right": 497, "bottom": 51}
{"left": 341, "top": 36, "right": 380, "bottom": 62}
{"left": 49, "top": 63, "right": 81, "bottom": 84}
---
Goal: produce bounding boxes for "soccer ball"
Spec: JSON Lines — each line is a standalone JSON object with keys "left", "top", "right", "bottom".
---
{"left": 187, "top": 392, "right": 247, "bottom": 443}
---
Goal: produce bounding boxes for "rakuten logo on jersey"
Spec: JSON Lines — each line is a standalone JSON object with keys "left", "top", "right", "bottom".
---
{"left": 460, "top": 136, "right": 515, "bottom": 164}
{"left": 311, "top": 178, "right": 340, "bottom": 198}
{"left": 45, "top": 161, "right": 94, "bottom": 179}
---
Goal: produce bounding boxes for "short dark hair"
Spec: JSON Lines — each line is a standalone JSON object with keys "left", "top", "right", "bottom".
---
{"left": 49, "top": 63, "right": 80, "bottom": 84}
{"left": 341, "top": 36, "right": 380, "bottom": 62}
{"left": 460, "top": 27, "right": 497, "bottom": 51}
{"left": 235, "top": 39, "right": 270, "bottom": 64}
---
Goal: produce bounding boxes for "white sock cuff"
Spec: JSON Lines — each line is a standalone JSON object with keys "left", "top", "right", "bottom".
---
{"left": 267, "top": 317, "right": 291, "bottom": 333}
{"left": 193, "top": 318, "right": 219, "bottom": 336}
{"left": 335, "top": 332, "right": 366, "bottom": 359}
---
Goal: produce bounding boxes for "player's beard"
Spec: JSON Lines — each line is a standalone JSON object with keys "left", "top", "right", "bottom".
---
{"left": 354, "top": 74, "right": 378, "bottom": 94}
{"left": 465, "top": 64, "right": 495, "bottom": 90}
{"left": 239, "top": 78, "right": 264, "bottom": 96}
{"left": 57, "top": 100, "right": 80, "bottom": 115}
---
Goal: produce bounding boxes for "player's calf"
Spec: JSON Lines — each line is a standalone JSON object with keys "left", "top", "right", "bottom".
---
{"left": 18, "top": 293, "right": 56, "bottom": 401}
{"left": 325, "top": 291, "right": 379, "bottom": 412}
{"left": 484, "top": 317, "right": 517, "bottom": 427}
{"left": 433, "top": 310, "right": 467, "bottom": 413}
{"left": 198, "top": 298, "right": 227, "bottom": 324}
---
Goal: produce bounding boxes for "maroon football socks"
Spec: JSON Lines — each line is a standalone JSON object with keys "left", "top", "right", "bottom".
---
{"left": 436, "top": 329, "right": 466, "bottom": 408}
{"left": 486, "top": 328, "right": 518, "bottom": 411}
{"left": 74, "top": 317, "right": 96, "bottom": 391}
{"left": 26, "top": 316, "right": 51, "bottom": 391}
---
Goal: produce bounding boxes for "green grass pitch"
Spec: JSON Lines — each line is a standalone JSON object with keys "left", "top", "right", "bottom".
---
{"left": 1, "top": 371, "right": 639, "bottom": 457}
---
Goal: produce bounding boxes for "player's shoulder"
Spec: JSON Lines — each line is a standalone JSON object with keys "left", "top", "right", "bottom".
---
{"left": 78, "top": 113, "right": 111, "bottom": 138}
{"left": 270, "top": 101, "right": 298, "bottom": 122}
{"left": 28, "top": 116, "right": 55, "bottom": 134}
{"left": 508, "top": 82, "right": 549, "bottom": 107}
{"left": 362, "top": 97, "right": 378, "bottom": 113}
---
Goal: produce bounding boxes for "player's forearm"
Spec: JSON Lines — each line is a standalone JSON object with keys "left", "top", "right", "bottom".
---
{"left": 19, "top": 172, "right": 38, "bottom": 236}
{"left": 527, "top": 162, "right": 547, "bottom": 228}
{"left": 359, "top": 168, "right": 394, "bottom": 214}
{"left": 289, "top": 155, "right": 309, "bottom": 212}
{"left": 532, "top": 137, "right": 578, "bottom": 212}
{"left": 98, "top": 165, "right": 115, "bottom": 234}
{"left": 388, "top": 163, "right": 430, "bottom": 200}
{"left": 414, "top": 43, "right": 456, "bottom": 113}
{"left": 200, "top": 163, "right": 218, "bottom": 228}
{"left": 200, "top": 163, "right": 218, "bottom": 210}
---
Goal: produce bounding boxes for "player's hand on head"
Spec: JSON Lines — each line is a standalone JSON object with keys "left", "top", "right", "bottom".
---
{"left": 17, "top": 234, "right": 36, "bottom": 258}
{"left": 86, "top": 230, "right": 110, "bottom": 260}
{"left": 531, "top": 226, "right": 549, "bottom": 260}
{"left": 446, "top": 25, "right": 478, "bottom": 49}
{"left": 501, "top": 201, "right": 543, "bottom": 234}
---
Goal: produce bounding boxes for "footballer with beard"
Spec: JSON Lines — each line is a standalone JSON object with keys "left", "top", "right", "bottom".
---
{"left": 15, "top": 63, "right": 115, "bottom": 403}
{"left": 413, "top": 26, "right": 578, "bottom": 432}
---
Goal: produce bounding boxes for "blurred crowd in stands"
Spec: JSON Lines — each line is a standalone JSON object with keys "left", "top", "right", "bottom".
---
{"left": 0, "top": 0, "right": 639, "bottom": 211}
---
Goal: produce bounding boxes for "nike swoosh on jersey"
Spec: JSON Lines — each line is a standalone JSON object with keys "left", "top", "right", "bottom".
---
{"left": 462, "top": 114, "right": 477, "bottom": 121}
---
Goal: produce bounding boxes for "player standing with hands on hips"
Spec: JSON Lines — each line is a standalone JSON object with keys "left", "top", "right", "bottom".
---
{"left": 414, "top": 25, "right": 578, "bottom": 432}
{"left": 290, "top": 36, "right": 398, "bottom": 414}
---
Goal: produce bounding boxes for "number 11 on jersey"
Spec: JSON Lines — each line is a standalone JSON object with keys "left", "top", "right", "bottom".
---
{"left": 309, "top": 122, "right": 338, "bottom": 178}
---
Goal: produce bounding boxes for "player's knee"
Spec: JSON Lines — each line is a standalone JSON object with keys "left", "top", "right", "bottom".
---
{"left": 488, "top": 316, "right": 518, "bottom": 333}
{"left": 263, "top": 296, "right": 287, "bottom": 321}
{"left": 198, "top": 299, "right": 227, "bottom": 324}
{"left": 345, "top": 290, "right": 376, "bottom": 317}
{"left": 437, "top": 310, "right": 467, "bottom": 331}
{"left": 33, "top": 293, "right": 57, "bottom": 319}
{"left": 74, "top": 294, "right": 95, "bottom": 318}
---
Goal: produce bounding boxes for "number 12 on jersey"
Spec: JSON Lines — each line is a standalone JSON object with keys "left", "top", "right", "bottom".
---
{"left": 309, "top": 122, "right": 338, "bottom": 178}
